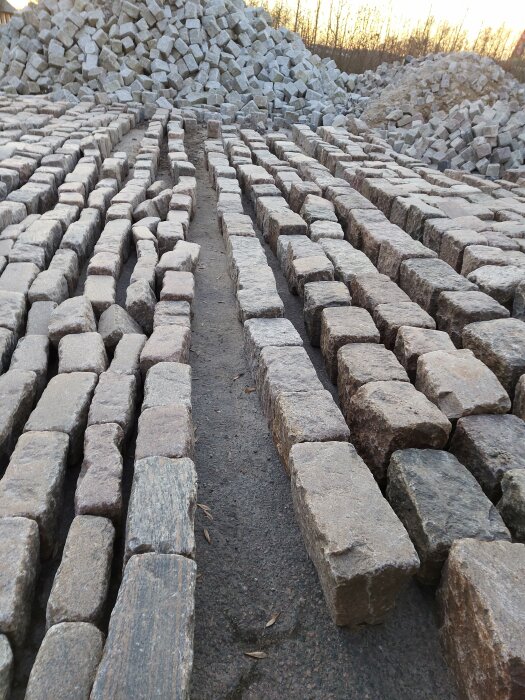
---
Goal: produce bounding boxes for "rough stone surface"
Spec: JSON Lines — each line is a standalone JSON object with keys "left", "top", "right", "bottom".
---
{"left": 289, "top": 441, "right": 419, "bottom": 626}
{"left": 75, "top": 423, "right": 124, "bottom": 522}
{"left": 135, "top": 405, "right": 194, "bottom": 461}
{"left": 87, "top": 371, "right": 137, "bottom": 436}
{"left": 415, "top": 349, "right": 511, "bottom": 420}
{"left": 58, "top": 332, "right": 108, "bottom": 374}
{"left": 140, "top": 325, "right": 191, "bottom": 376}
{"left": 498, "top": 470, "right": 525, "bottom": 542}
{"left": 98, "top": 304, "right": 142, "bottom": 350}
{"left": 91, "top": 553, "right": 196, "bottom": 700}
{"left": 438, "top": 539, "right": 525, "bottom": 700}
{"left": 243, "top": 317, "right": 302, "bottom": 373}
{"left": 450, "top": 414, "right": 525, "bottom": 499}
{"left": 0, "top": 431, "right": 69, "bottom": 558}
{"left": 348, "top": 381, "right": 452, "bottom": 482}
{"left": 25, "top": 622, "right": 104, "bottom": 700}
{"left": 0, "top": 516, "right": 39, "bottom": 647}
{"left": 303, "top": 281, "right": 351, "bottom": 347}
{"left": 0, "top": 369, "right": 38, "bottom": 466}
{"left": 48, "top": 296, "right": 96, "bottom": 346}
{"left": 125, "top": 457, "right": 197, "bottom": 564}
{"left": 387, "top": 449, "right": 510, "bottom": 584}
{"left": 373, "top": 302, "right": 436, "bottom": 349}
{"left": 0, "top": 635, "right": 13, "bottom": 700}
{"left": 462, "top": 318, "right": 525, "bottom": 399}
{"left": 436, "top": 290, "right": 509, "bottom": 347}
{"left": 394, "top": 326, "right": 456, "bottom": 380}
{"left": 143, "top": 362, "right": 191, "bottom": 412}
{"left": 400, "top": 258, "right": 477, "bottom": 315}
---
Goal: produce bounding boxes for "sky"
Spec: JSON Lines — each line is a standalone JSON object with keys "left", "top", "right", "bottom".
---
{"left": 8, "top": 0, "right": 525, "bottom": 46}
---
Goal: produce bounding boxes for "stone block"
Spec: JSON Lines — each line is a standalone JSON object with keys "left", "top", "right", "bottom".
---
{"left": 135, "top": 405, "right": 194, "bottom": 461}
{"left": 320, "top": 306, "right": 380, "bottom": 383}
{"left": 0, "top": 262, "right": 39, "bottom": 297}
{"left": 0, "top": 329, "right": 15, "bottom": 373}
{"left": 0, "top": 290, "right": 26, "bottom": 338}
{"left": 394, "top": 326, "right": 456, "bottom": 380}
{"left": 450, "top": 414, "right": 525, "bottom": 499}
{"left": 237, "top": 287, "right": 284, "bottom": 323}
{"left": 348, "top": 381, "right": 451, "bottom": 483}
{"left": 373, "top": 302, "right": 436, "bottom": 350}
{"left": 25, "top": 372, "right": 98, "bottom": 462}
{"left": 26, "top": 301, "right": 57, "bottom": 336}
{"left": 289, "top": 255, "right": 334, "bottom": 296}
{"left": 84, "top": 275, "right": 116, "bottom": 316}
{"left": 87, "top": 371, "right": 137, "bottom": 437}
{"left": 0, "top": 431, "right": 69, "bottom": 559}
{"left": 468, "top": 265, "right": 525, "bottom": 306}
{"left": 267, "top": 210, "right": 307, "bottom": 253}
{"left": 98, "top": 304, "right": 142, "bottom": 350}
{"left": 125, "top": 280, "right": 156, "bottom": 334}
{"left": 125, "top": 456, "right": 197, "bottom": 564}
{"left": 109, "top": 334, "right": 147, "bottom": 382}
{"left": 243, "top": 317, "right": 302, "bottom": 373}
{"left": 160, "top": 271, "right": 195, "bottom": 304}
{"left": 10, "top": 335, "right": 49, "bottom": 395}
{"left": 303, "top": 281, "right": 351, "bottom": 347}
{"left": 0, "top": 635, "right": 12, "bottom": 700}
{"left": 438, "top": 539, "right": 525, "bottom": 700}
{"left": 25, "top": 622, "right": 104, "bottom": 700}
{"left": 48, "top": 296, "right": 96, "bottom": 346}
{"left": 143, "top": 362, "right": 191, "bottom": 412}
{"left": 377, "top": 237, "right": 437, "bottom": 283}
{"left": 436, "top": 290, "right": 509, "bottom": 347}
{"left": 75, "top": 423, "right": 124, "bottom": 522}
{"left": 90, "top": 554, "right": 195, "bottom": 700}
{"left": 387, "top": 449, "right": 510, "bottom": 584}
{"left": 47, "top": 515, "right": 114, "bottom": 628}
{"left": 400, "top": 258, "right": 477, "bottom": 316}
{"left": 0, "top": 517, "right": 39, "bottom": 647}
{"left": 272, "top": 390, "right": 350, "bottom": 472}
{"left": 140, "top": 325, "right": 191, "bottom": 376}
{"left": 0, "top": 369, "right": 38, "bottom": 466}
{"left": 153, "top": 302, "right": 191, "bottom": 330}
{"left": 58, "top": 332, "right": 108, "bottom": 375}
{"left": 350, "top": 273, "right": 411, "bottom": 313}
{"left": 338, "top": 343, "right": 409, "bottom": 422}
{"left": 462, "top": 318, "right": 525, "bottom": 398}
{"left": 289, "top": 441, "right": 419, "bottom": 626}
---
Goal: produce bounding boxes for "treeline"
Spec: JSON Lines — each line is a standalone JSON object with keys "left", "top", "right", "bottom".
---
{"left": 247, "top": 0, "right": 524, "bottom": 78}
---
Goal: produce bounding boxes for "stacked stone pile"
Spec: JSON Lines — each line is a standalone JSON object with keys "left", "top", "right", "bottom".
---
{"left": 0, "top": 0, "right": 355, "bottom": 125}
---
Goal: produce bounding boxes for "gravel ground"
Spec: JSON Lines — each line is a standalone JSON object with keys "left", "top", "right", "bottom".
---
{"left": 187, "top": 128, "right": 458, "bottom": 700}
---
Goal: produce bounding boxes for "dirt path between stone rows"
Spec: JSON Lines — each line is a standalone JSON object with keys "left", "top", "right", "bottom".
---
{"left": 186, "top": 127, "right": 457, "bottom": 700}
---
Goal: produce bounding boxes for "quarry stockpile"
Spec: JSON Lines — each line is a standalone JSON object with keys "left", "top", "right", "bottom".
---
{"left": 0, "top": 0, "right": 355, "bottom": 126}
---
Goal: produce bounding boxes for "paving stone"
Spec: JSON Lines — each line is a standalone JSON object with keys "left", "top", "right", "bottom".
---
{"left": 125, "top": 280, "right": 156, "bottom": 334}
{"left": 0, "top": 262, "right": 39, "bottom": 297}
{"left": 377, "top": 237, "right": 437, "bottom": 283}
{"left": 309, "top": 220, "right": 344, "bottom": 242}
{"left": 387, "top": 449, "right": 510, "bottom": 585}
{"left": 373, "top": 302, "right": 436, "bottom": 349}
{"left": 28, "top": 270, "right": 68, "bottom": 305}
{"left": 439, "top": 229, "right": 489, "bottom": 271}
{"left": 161, "top": 271, "right": 195, "bottom": 303}
{"left": 438, "top": 539, "right": 525, "bottom": 700}
{"left": 0, "top": 635, "right": 12, "bottom": 700}
{"left": 25, "top": 301, "right": 57, "bottom": 336}
{"left": 135, "top": 405, "right": 194, "bottom": 461}
{"left": 48, "top": 249, "right": 79, "bottom": 296}
{"left": 84, "top": 275, "right": 116, "bottom": 316}
{"left": 468, "top": 264, "right": 525, "bottom": 306}
{"left": 272, "top": 389, "right": 350, "bottom": 472}
{"left": 140, "top": 325, "right": 191, "bottom": 376}
{"left": 58, "top": 332, "right": 108, "bottom": 375}
{"left": 48, "top": 296, "right": 96, "bottom": 346}
{"left": 98, "top": 304, "right": 143, "bottom": 350}
{"left": 109, "top": 334, "right": 147, "bottom": 382}
{"left": 75, "top": 423, "right": 124, "bottom": 523}
{"left": 338, "top": 343, "right": 409, "bottom": 422}
{"left": 290, "top": 255, "right": 334, "bottom": 297}
{"left": 400, "top": 258, "right": 477, "bottom": 315}
{"left": 0, "top": 517, "right": 39, "bottom": 647}
{"left": 90, "top": 553, "right": 195, "bottom": 700}
{"left": 0, "top": 290, "right": 26, "bottom": 338}
{"left": 436, "top": 290, "right": 510, "bottom": 347}
{"left": 243, "top": 317, "right": 303, "bottom": 373}
{"left": 125, "top": 456, "right": 197, "bottom": 565}
{"left": 350, "top": 273, "right": 411, "bottom": 313}
{"left": 47, "top": 515, "right": 114, "bottom": 628}
{"left": 394, "top": 326, "right": 456, "bottom": 380}
{"left": 237, "top": 286, "right": 284, "bottom": 323}
{"left": 462, "top": 318, "right": 525, "bottom": 398}
{"left": 348, "top": 381, "right": 451, "bottom": 483}
{"left": 25, "top": 372, "right": 98, "bottom": 462}
{"left": 10, "top": 335, "right": 49, "bottom": 395}
{"left": 450, "top": 414, "right": 525, "bottom": 499}
{"left": 0, "top": 370, "right": 38, "bottom": 467}
{"left": 257, "top": 346, "right": 324, "bottom": 421}
{"left": 0, "top": 431, "right": 69, "bottom": 559}
{"left": 289, "top": 441, "right": 419, "bottom": 626}
{"left": 416, "top": 349, "right": 511, "bottom": 421}
{"left": 87, "top": 371, "right": 136, "bottom": 437}
{"left": 498, "top": 470, "right": 525, "bottom": 542}
{"left": 267, "top": 209, "right": 308, "bottom": 253}
{"left": 143, "top": 362, "right": 191, "bottom": 412}
{"left": 153, "top": 301, "right": 192, "bottom": 330}
{"left": 25, "top": 622, "right": 104, "bottom": 700}
{"left": 320, "top": 306, "right": 380, "bottom": 383}
{"left": 303, "top": 281, "right": 351, "bottom": 347}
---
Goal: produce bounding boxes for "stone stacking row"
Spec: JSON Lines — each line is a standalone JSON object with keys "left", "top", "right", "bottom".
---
{"left": 0, "top": 101, "right": 201, "bottom": 698}
{"left": 204, "top": 123, "right": 426, "bottom": 628}
{"left": 250, "top": 122, "right": 525, "bottom": 699}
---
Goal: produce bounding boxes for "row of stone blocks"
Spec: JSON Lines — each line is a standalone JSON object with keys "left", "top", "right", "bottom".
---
{"left": 0, "top": 109, "right": 199, "bottom": 698}
{"left": 230, "top": 124, "right": 525, "bottom": 697}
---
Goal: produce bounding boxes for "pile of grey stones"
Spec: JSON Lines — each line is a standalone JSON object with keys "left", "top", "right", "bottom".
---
{"left": 0, "top": 0, "right": 355, "bottom": 128}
